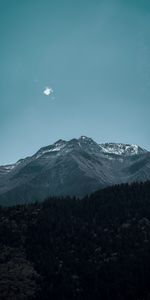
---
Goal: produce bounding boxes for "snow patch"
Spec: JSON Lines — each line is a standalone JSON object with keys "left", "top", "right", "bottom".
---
{"left": 99, "top": 143, "right": 141, "bottom": 156}
{"left": 35, "top": 142, "right": 66, "bottom": 159}
{"left": 3, "top": 165, "right": 15, "bottom": 172}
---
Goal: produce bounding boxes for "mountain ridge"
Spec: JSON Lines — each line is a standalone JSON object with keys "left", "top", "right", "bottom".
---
{"left": 1, "top": 136, "right": 149, "bottom": 168}
{"left": 0, "top": 136, "right": 150, "bottom": 205}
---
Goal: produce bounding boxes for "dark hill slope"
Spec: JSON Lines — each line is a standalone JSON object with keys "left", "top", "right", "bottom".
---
{"left": 0, "top": 181, "right": 150, "bottom": 299}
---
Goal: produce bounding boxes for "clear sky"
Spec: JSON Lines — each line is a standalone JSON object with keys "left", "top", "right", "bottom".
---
{"left": 0, "top": 0, "right": 150, "bottom": 164}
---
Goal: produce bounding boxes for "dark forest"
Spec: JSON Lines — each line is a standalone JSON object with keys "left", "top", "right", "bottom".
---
{"left": 0, "top": 181, "right": 150, "bottom": 299}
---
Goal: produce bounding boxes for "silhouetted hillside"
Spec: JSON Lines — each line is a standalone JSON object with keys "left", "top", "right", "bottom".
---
{"left": 0, "top": 181, "right": 150, "bottom": 299}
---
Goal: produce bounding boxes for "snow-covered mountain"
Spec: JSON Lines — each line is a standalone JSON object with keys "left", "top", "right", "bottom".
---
{"left": 99, "top": 142, "right": 146, "bottom": 156}
{"left": 0, "top": 136, "right": 149, "bottom": 205}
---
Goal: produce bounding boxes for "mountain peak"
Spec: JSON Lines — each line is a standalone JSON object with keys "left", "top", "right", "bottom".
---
{"left": 54, "top": 139, "right": 66, "bottom": 145}
{"left": 79, "top": 135, "right": 91, "bottom": 140}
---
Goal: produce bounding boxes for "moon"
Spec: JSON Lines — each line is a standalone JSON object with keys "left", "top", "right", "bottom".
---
{"left": 43, "top": 87, "right": 54, "bottom": 96}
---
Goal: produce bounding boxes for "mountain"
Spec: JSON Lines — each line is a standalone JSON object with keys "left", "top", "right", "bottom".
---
{"left": 0, "top": 136, "right": 150, "bottom": 205}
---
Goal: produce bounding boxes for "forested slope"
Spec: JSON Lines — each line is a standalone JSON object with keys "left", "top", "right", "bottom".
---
{"left": 0, "top": 181, "right": 150, "bottom": 299}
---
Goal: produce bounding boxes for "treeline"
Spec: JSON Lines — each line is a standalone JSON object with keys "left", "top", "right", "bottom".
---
{"left": 0, "top": 181, "right": 150, "bottom": 299}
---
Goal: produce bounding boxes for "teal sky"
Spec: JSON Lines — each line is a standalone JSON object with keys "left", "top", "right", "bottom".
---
{"left": 0, "top": 0, "right": 150, "bottom": 164}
